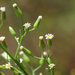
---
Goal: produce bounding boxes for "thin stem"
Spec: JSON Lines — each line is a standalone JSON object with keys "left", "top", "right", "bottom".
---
{"left": 47, "top": 46, "right": 51, "bottom": 58}
{"left": 29, "top": 28, "right": 35, "bottom": 32}
{"left": 15, "top": 32, "right": 26, "bottom": 58}
{"left": 33, "top": 65, "right": 42, "bottom": 75}
{"left": 32, "top": 55, "right": 43, "bottom": 59}
{"left": 0, "top": 21, "right": 4, "bottom": 29}
{"left": 0, "top": 44, "right": 28, "bottom": 75}
{"left": 51, "top": 70, "right": 54, "bottom": 75}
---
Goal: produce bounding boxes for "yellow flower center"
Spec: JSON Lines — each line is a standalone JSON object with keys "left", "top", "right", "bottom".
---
{"left": 50, "top": 64, "right": 53, "bottom": 67}
{"left": 1, "top": 38, "right": 4, "bottom": 41}
{"left": 6, "top": 64, "right": 10, "bottom": 68}
{"left": 48, "top": 35, "right": 51, "bottom": 38}
{"left": 26, "top": 24, "right": 29, "bottom": 27}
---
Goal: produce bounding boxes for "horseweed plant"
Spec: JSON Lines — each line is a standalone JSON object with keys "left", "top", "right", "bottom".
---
{"left": 0, "top": 3, "right": 55, "bottom": 75}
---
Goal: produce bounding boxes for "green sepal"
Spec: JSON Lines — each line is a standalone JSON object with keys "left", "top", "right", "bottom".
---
{"left": 39, "top": 40, "right": 46, "bottom": 49}
{"left": 1, "top": 12, "right": 6, "bottom": 21}
{"left": 33, "top": 18, "right": 41, "bottom": 28}
{"left": 14, "top": 7, "right": 23, "bottom": 18}
{"left": 23, "top": 48, "right": 32, "bottom": 56}
{"left": 47, "top": 39, "right": 52, "bottom": 47}
{"left": 2, "top": 41, "right": 8, "bottom": 49}
{"left": 24, "top": 27, "right": 29, "bottom": 33}
{"left": 23, "top": 54, "right": 30, "bottom": 63}
{"left": 9, "top": 27, "right": 16, "bottom": 36}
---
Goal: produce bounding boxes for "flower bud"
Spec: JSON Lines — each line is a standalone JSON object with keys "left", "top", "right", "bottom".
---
{"left": 39, "top": 73, "right": 43, "bottom": 75}
{"left": 13, "top": 3, "right": 23, "bottom": 18}
{"left": 23, "top": 48, "right": 32, "bottom": 56}
{"left": 23, "top": 54, "right": 30, "bottom": 63}
{"left": 33, "top": 15, "right": 42, "bottom": 28}
{"left": 39, "top": 56, "right": 45, "bottom": 66}
{"left": 0, "top": 65, "right": 5, "bottom": 69}
{"left": 1, "top": 52, "right": 11, "bottom": 61}
{"left": 45, "top": 68, "right": 51, "bottom": 72}
{"left": 9, "top": 26, "right": 16, "bottom": 36}
{"left": 47, "top": 57, "right": 51, "bottom": 64}
{"left": 0, "top": 7, "right": 6, "bottom": 21}
{"left": 43, "top": 51, "right": 47, "bottom": 57}
{"left": 39, "top": 36, "right": 46, "bottom": 49}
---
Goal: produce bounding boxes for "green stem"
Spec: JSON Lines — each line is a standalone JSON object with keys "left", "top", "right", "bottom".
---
{"left": 47, "top": 46, "right": 51, "bottom": 58}
{"left": 51, "top": 70, "right": 54, "bottom": 75}
{"left": 29, "top": 28, "right": 35, "bottom": 32}
{"left": 32, "top": 55, "right": 43, "bottom": 59}
{"left": 0, "top": 21, "right": 4, "bottom": 29}
{"left": 33, "top": 65, "right": 42, "bottom": 75}
{"left": 0, "top": 44, "right": 28, "bottom": 75}
{"left": 15, "top": 32, "right": 26, "bottom": 58}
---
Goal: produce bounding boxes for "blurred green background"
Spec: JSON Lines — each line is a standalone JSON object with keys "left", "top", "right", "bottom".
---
{"left": 0, "top": 0, "right": 75, "bottom": 75}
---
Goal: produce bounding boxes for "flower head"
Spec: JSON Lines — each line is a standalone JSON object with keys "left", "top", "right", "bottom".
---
{"left": 5, "top": 62, "right": 12, "bottom": 69}
{"left": 39, "top": 73, "right": 43, "bottom": 75}
{"left": 39, "top": 36, "right": 43, "bottom": 40}
{"left": 20, "top": 58, "right": 23, "bottom": 63}
{"left": 38, "top": 16, "right": 42, "bottom": 19}
{"left": 0, "top": 36, "right": 5, "bottom": 41}
{"left": 19, "top": 51, "right": 24, "bottom": 55}
{"left": 45, "top": 33, "right": 54, "bottom": 39}
{"left": 12, "top": 3, "right": 17, "bottom": 8}
{"left": 20, "top": 45, "right": 24, "bottom": 50}
{"left": 23, "top": 23, "right": 31, "bottom": 29}
{"left": 48, "top": 63, "right": 55, "bottom": 69}
{"left": 43, "top": 51, "right": 47, "bottom": 57}
{"left": 0, "top": 7, "right": 6, "bottom": 12}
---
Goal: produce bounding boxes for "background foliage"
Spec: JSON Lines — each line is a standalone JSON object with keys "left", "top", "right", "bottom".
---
{"left": 0, "top": 0, "right": 75, "bottom": 75}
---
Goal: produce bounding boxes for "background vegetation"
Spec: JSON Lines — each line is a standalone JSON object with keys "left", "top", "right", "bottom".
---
{"left": 0, "top": 0, "right": 75, "bottom": 75}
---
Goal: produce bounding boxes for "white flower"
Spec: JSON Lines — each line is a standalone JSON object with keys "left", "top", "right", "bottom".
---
{"left": 5, "top": 62, "right": 12, "bottom": 69}
{"left": 23, "top": 23, "right": 31, "bottom": 29}
{"left": 20, "top": 45, "right": 24, "bottom": 50}
{"left": 12, "top": 3, "right": 17, "bottom": 7}
{"left": 45, "top": 33, "right": 54, "bottom": 39}
{"left": 0, "top": 7, "right": 6, "bottom": 12}
{"left": 0, "top": 36, "right": 5, "bottom": 41}
{"left": 20, "top": 58, "right": 23, "bottom": 63}
{"left": 39, "top": 73, "right": 43, "bottom": 75}
{"left": 19, "top": 51, "right": 24, "bottom": 55}
{"left": 1, "top": 52, "right": 11, "bottom": 60}
{"left": 43, "top": 51, "right": 47, "bottom": 57}
{"left": 38, "top": 16, "right": 42, "bottom": 19}
{"left": 48, "top": 63, "right": 55, "bottom": 69}
{"left": 39, "top": 36, "right": 43, "bottom": 40}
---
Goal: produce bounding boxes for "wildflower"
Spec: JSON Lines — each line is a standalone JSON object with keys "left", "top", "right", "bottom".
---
{"left": 12, "top": 3, "right": 17, "bottom": 8}
{"left": 5, "top": 62, "right": 12, "bottom": 69}
{"left": 0, "top": 7, "right": 6, "bottom": 12}
{"left": 39, "top": 73, "right": 43, "bottom": 75}
{"left": 20, "top": 45, "right": 24, "bottom": 50}
{"left": 45, "top": 33, "right": 54, "bottom": 39}
{"left": 19, "top": 51, "right": 24, "bottom": 55}
{"left": 48, "top": 63, "right": 55, "bottom": 69}
{"left": 20, "top": 58, "right": 23, "bottom": 63}
{"left": 0, "top": 36, "right": 5, "bottom": 42}
{"left": 38, "top": 15, "right": 42, "bottom": 20}
{"left": 1, "top": 52, "right": 11, "bottom": 61}
{"left": 23, "top": 23, "right": 31, "bottom": 29}
{"left": 43, "top": 51, "right": 47, "bottom": 57}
